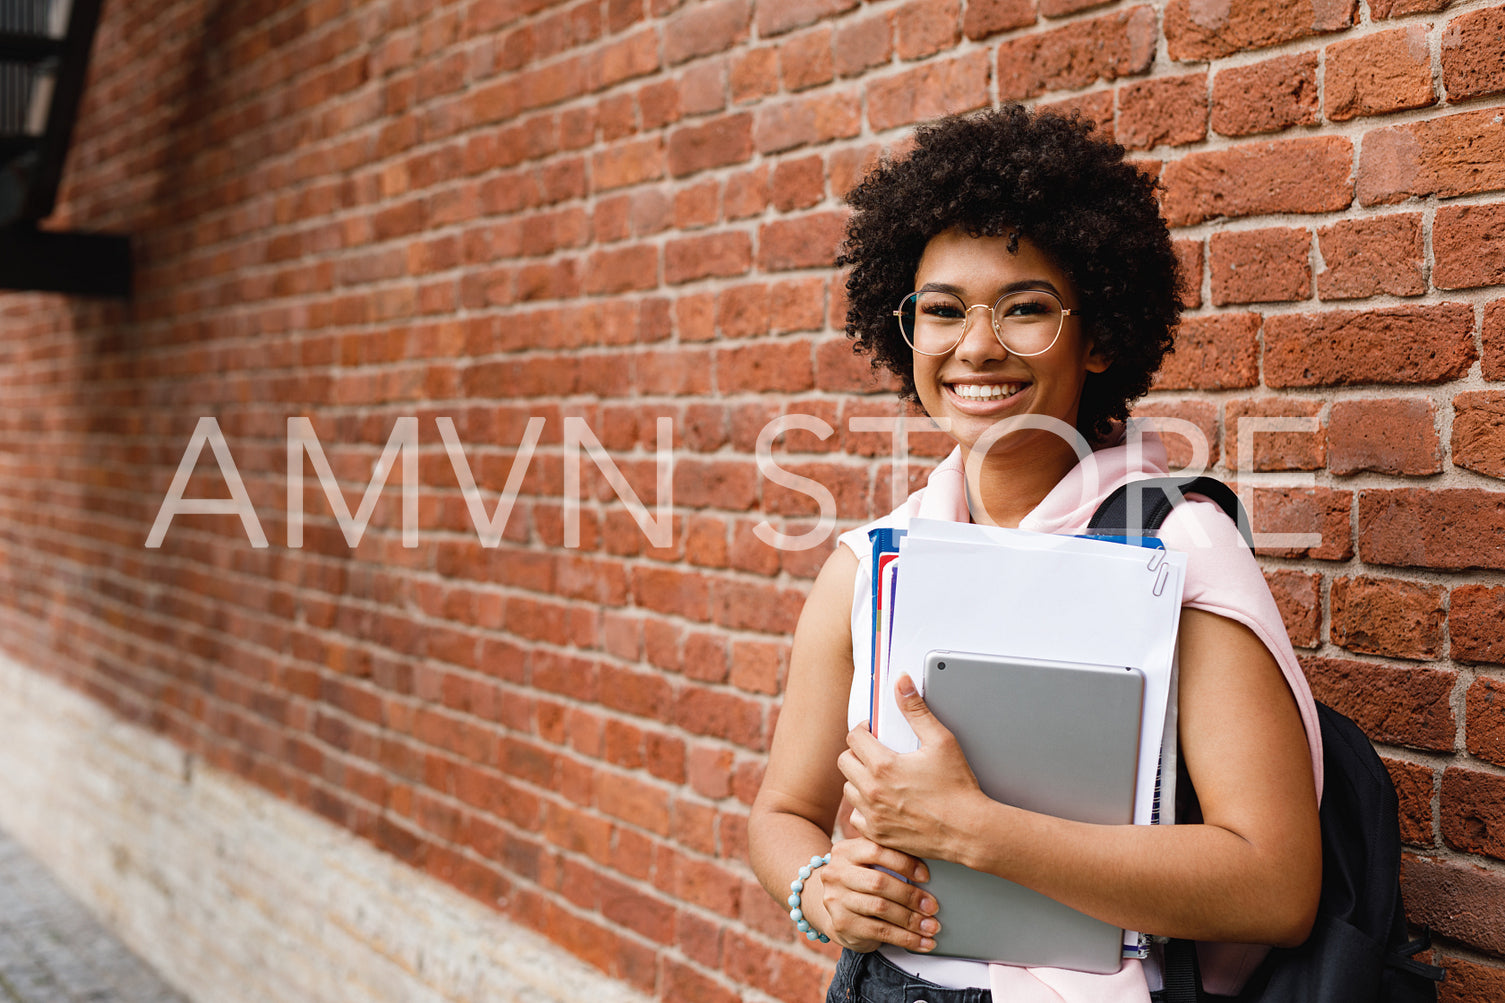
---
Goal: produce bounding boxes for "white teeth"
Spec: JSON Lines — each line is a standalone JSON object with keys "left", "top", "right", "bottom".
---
{"left": 951, "top": 383, "right": 1020, "bottom": 400}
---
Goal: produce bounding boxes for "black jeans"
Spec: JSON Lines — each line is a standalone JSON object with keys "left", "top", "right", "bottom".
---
{"left": 824, "top": 949, "right": 1170, "bottom": 1002}
{"left": 825, "top": 950, "right": 993, "bottom": 1003}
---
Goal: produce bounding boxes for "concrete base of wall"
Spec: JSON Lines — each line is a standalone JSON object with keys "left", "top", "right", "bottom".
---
{"left": 0, "top": 652, "right": 648, "bottom": 1003}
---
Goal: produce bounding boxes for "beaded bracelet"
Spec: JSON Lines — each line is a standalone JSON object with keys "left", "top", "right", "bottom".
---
{"left": 787, "top": 853, "right": 831, "bottom": 943}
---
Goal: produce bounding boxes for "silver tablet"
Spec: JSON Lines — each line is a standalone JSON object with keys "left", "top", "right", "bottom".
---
{"left": 919, "top": 650, "right": 1145, "bottom": 973}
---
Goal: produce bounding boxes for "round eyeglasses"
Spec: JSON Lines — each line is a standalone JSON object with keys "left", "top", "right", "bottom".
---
{"left": 892, "top": 288, "right": 1078, "bottom": 357}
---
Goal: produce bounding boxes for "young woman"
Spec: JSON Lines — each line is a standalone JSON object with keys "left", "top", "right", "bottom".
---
{"left": 748, "top": 107, "right": 1323, "bottom": 1003}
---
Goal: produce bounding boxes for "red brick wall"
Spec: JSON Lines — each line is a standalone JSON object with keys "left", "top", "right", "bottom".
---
{"left": 1, "top": 1, "right": 1502, "bottom": 999}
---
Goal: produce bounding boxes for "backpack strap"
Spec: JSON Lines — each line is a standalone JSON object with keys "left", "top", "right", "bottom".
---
{"left": 1085, "top": 475, "right": 1254, "bottom": 549}
{"left": 1161, "top": 938, "right": 1206, "bottom": 1003}
{"left": 1095, "top": 477, "right": 1246, "bottom": 1003}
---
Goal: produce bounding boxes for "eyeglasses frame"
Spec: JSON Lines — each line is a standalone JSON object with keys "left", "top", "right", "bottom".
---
{"left": 892, "top": 288, "right": 1080, "bottom": 358}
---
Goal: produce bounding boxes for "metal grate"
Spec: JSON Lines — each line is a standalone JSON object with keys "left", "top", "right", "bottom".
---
{"left": 0, "top": 0, "right": 130, "bottom": 296}
{"left": 0, "top": 0, "right": 57, "bottom": 137}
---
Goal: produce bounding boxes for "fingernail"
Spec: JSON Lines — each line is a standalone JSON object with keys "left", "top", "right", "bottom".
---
{"left": 916, "top": 865, "right": 930, "bottom": 883}
{"left": 919, "top": 937, "right": 936, "bottom": 952}
{"left": 920, "top": 918, "right": 939, "bottom": 935}
{"left": 919, "top": 895, "right": 936, "bottom": 913}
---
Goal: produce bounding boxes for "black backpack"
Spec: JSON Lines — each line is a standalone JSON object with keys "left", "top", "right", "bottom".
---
{"left": 1087, "top": 477, "right": 1445, "bottom": 1003}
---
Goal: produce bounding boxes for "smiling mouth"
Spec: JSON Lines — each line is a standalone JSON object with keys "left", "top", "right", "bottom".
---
{"left": 949, "top": 382, "right": 1025, "bottom": 401}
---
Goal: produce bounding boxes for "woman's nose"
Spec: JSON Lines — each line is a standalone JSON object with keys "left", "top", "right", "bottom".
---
{"left": 953, "top": 303, "right": 1007, "bottom": 363}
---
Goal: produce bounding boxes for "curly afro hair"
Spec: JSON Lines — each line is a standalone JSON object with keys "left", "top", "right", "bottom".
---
{"left": 838, "top": 105, "right": 1181, "bottom": 444}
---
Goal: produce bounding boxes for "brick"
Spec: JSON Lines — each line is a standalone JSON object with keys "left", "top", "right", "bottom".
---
{"left": 1358, "top": 489, "right": 1505, "bottom": 572}
{"left": 1403, "top": 856, "right": 1505, "bottom": 957}
{"left": 722, "top": 164, "right": 769, "bottom": 219}
{"left": 754, "top": 91, "right": 862, "bottom": 153}
{"left": 1225, "top": 397, "right": 1324, "bottom": 472}
{"left": 867, "top": 50, "right": 991, "bottom": 132}
{"left": 769, "top": 155, "right": 825, "bottom": 212}
{"left": 1263, "top": 568, "right": 1321, "bottom": 648}
{"left": 712, "top": 579, "right": 807, "bottom": 635}
{"left": 636, "top": 188, "right": 676, "bottom": 237}
{"left": 1037, "top": 90, "right": 1116, "bottom": 141}
{"left": 631, "top": 564, "right": 712, "bottom": 621}
{"left": 1325, "top": 25, "right": 1435, "bottom": 121}
{"left": 1442, "top": 767, "right": 1505, "bottom": 862}
{"left": 768, "top": 276, "right": 827, "bottom": 333}
{"left": 1169, "top": 237, "right": 1202, "bottom": 309}
{"left": 779, "top": 26, "right": 834, "bottom": 92}
{"left": 1487, "top": 300, "right": 1505, "bottom": 381}
{"left": 895, "top": 0, "right": 961, "bottom": 61}
{"left": 1152, "top": 313, "right": 1260, "bottom": 390}
{"left": 1330, "top": 575, "right": 1446, "bottom": 660}
{"left": 1443, "top": 7, "right": 1505, "bottom": 101}
{"left": 1316, "top": 214, "right": 1425, "bottom": 300}
{"left": 674, "top": 291, "right": 716, "bottom": 341}
{"left": 582, "top": 244, "right": 658, "bottom": 295}
{"left": 1358, "top": 108, "right": 1505, "bottom": 206}
{"left": 597, "top": 93, "right": 638, "bottom": 144}
{"left": 714, "top": 339, "right": 815, "bottom": 393}
{"left": 1117, "top": 73, "right": 1207, "bottom": 151}
{"left": 729, "top": 47, "right": 778, "bottom": 104}
{"left": 729, "top": 638, "right": 787, "bottom": 694}
{"left": 716, "top": 282, "right": 771, "bottom": 338}
{"left": 1436, "top": 955, "right": 1505, "bottom": 1003}
{"left": 679, "top": 59, "right": 729, "bottom": 116}
{"left": 995, "top": 6, "right": 1155, "bottom": 101}
{"left": 1434, "top": 203, "right": 1505, "bottom": 291}
{"left": 674, "top": 687, "right": 765, "bottom": 749}
{"left": 687, "top": 742, "right": 735, "bottom": 798}
{"left": 1454, "top": 588, "right": 1505, "bottom": 667}
{"left": 1160, "top": 137, "right": 1353, "bottom": 227}
{"left": 834, "top": 12, "right": 894, "bottom": 77}
{"left": 668, "top": 113, "right": 753, "bottom": 178}
{"left": 963, "top": 0, "right": 1036, "bottom": 40}
{"left": 663, "top": 230, "right": 752, "bottom": 284}
{"left": 1209, "top": 226, "right": 1311, "bottom": 305}
{"left": 1247, "top": 486, "right": 1353, "bottom": 560}
{"left": 1327, "top": 397, "right": 1440, "bottom": 476}
{"left": 758, "top": 211, "right": 846, "bottom": 271}
{"left": 1466, "top": 676, "right": 1505, "bottom": 765}
{"left": 817, "top": 334, "right": 898, "bottom": 394}
{"left": 1371, "top": 0, "right": 1450, "bottom": 17}
{"left": 1164, "top": 0, "right": 1355, "bottom": 61}
{"left": 674, "top": 456, "right": 759, "bottom": 512}
{"left": 673, "top": 179, "right": 718, "bottom": 229}
{"left": 1129, "top": 399, "right": 1220, "bottom": 469}
{"left": 1210, "top": 53, "right": 1319, "bottom": 137}
{"left": 638, "top": 78, "right": 681, "bottom": 130}
{"left": 598, "top": 27, "right": 661, "bottom": 88}
{"left": 754, "top": 0, "right": 858, "bottom": 37}
{"left": 1263, "top": 303, "right": 1477, "bottom": 388}
{"left": 1301, "top": 655, "right": 1456, "bottom": 751}
{"left": 663, "top": 0, "right": 749, "bottom": 65}
{"left": 591, "top": 137, "right": 665, "bottom": 192}
{"left": 1042, "top": 0, "right": 1114, "bottom": 13}
{"left": 1453, "top": 391, "right": 1505, "bottom": 479}
{"left": 1385, "top": 757, "right": 1435, "bottom": 847}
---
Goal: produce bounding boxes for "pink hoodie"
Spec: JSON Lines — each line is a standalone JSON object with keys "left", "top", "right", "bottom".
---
{"left": 837, "top": 427, "right": 1323, "bottom": 1001}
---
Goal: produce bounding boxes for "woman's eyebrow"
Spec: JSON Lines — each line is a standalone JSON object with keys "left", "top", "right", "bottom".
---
{"left": 916, "top": 278, "right": 1062, "bottom": 297}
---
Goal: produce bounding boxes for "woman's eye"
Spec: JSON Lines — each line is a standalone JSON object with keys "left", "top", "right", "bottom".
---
{"left": 920, "top": 301, "right": 965, "bottom": 320}
{"left": 1001, "top": 296, "right": 1053, "bottom": 319}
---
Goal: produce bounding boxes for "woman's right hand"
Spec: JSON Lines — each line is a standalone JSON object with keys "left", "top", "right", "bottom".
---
{"left": 813, "top": 837, "right": 941, "bottom": 953}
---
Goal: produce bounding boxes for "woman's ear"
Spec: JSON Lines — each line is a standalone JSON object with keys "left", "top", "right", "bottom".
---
{"left": 1086, "top": 344, "right": 1110, "bottom": 374}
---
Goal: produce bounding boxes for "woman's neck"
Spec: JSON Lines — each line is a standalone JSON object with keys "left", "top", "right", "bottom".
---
{"left": 960, "top": 437, "right": 1083, "bottom": 528}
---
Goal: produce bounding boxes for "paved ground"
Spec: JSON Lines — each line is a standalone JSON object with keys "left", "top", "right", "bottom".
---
{"left": 0, "top": 827, "right": 189, "bottom": 1003}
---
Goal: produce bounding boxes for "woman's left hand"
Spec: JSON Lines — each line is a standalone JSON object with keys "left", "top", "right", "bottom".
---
{"left": 838, "top": 674, "right": 991, "bottom": 862}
